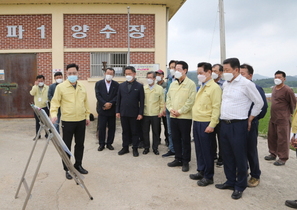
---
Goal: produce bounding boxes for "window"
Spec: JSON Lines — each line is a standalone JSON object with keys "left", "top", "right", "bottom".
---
{"left": 90, "top": 52, "right": 127, "bottom": 77}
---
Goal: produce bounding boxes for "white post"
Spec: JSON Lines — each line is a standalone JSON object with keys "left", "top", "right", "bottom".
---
{"left": 219, "top": 0, "right": 226, "bottom": 63}
{"left": 127, "top": 6, "right": 130, "bottom": 66}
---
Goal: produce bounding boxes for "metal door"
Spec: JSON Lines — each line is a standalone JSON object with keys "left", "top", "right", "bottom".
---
{"left": 0, "top": 54, "right": 37, "bottom": 118}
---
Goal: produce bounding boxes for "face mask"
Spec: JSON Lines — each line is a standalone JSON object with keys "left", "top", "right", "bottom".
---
{"left": 147, "top": 79, "right": 154, "bottom": 85}
{"left": 212, "top": 72, "right": 218, "bottom": 80}
{"left": 197, "top": 75, "right": 206, "bottom": 83}
{"left": 126, "top": 75, "right": 133, "bottom": 82}
{"left": 174, "top": 71, "right": 182, "bottom": 79}
{"left": 170, "top": 69, "right": 175, "bottom": 75}
{"left": 56, "top": 79, "right": 63, "bottom": 84}
{"left": 68, "top": 75, "right": 78, "bottom": 83}
{"left": 223, "top": 73, "right": 234, "bottom": 82}
{"left": 105, "top": 75, "right": 113, "bottom": 81}
{"left": 38, "top": 82, "right": 44, "bottom": 87}
{"left": 274, "top": 78, "right": 282, "bottom": 85}
{"left": 156, "top": 76, "right": 162, "bottom": 82}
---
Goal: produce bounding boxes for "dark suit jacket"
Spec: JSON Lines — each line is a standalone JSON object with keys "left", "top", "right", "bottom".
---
{"left": 95, "top": 79, "right": 119, "bottom": 116}
{"left": 116, "top": 80, "right": 144, "bottom": 118}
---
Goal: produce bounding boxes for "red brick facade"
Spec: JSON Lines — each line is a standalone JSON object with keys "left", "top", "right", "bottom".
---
{"left": 64, "top": 14, "right": 155, "bottom": 48}
{"left": 0, "top": 15, "right": 52, "bottom": 49}
{"left": 131, "top": 52, "right": 155, "bottom": 64}
{"left": 64, "top": 52, "right": 91, "bottom": 79}
{"left": 37, "top": 53, "right": 53, "bottom": 85}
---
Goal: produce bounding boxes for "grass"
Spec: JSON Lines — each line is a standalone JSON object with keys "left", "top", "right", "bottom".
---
{"left": 263, "top": 87, "right": 297, "bottom": 93}
{"left": 258, "top": 102, "right": 270, "bottom": 137}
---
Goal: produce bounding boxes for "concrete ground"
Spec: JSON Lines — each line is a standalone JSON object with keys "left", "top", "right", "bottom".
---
{"left": 0, "top": 118, "right": 296, "bottom": 210}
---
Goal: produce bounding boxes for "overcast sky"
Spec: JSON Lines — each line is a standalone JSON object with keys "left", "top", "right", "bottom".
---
{"left": 168, "top": 0, "right": 297, "bottom": 77}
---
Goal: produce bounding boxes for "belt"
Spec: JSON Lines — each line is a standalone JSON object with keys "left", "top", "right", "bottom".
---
{"left": 221, "top": 119, "right": 247, "bottom": 124}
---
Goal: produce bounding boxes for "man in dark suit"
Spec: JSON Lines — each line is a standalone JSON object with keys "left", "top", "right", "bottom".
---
{"left": 95, "top": 68, "right": 119, "bottom": 151}
{"left": 116, "top": 66, "right": 144, "bottom": 157}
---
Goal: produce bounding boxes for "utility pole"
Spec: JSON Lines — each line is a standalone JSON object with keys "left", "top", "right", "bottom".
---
{"left": 219, "top": 0, "right": 226, "bottom": 63}
{"left": 127, "top": 6, "right": 130, "bottom": 66}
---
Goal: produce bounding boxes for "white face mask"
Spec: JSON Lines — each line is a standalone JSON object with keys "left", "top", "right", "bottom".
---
{"left": 223, "top": 73, "right": 234, "bottom": 82}
{"left": 105, "top": 75, "right": 113, "bottom": 81}
{"left": 147, "top": 78, "right": 154, "bottom": 85}
{"left": 56, "top": 79, "right": 63, "bottom": 84}
{"left": 156, "top": 76, "right": 162, "bottom": 82}
{"left": 274, "top": 78, "right": 282, "bottom": 85}
{"left": 38, "top": 82, "right": 44, "bottom": 87}
{"left": 197, "top": 75, "right": 206, "bottom": 83}
{"left": 126, "top": 75, "right": 133, "bottom": 82}
{"left": 174, "top": 71, "right": 182, "bottom": 79}
{"left": 170, "top": 69, "right": 175, "bottom": 75}
{"left": 212, "top": 72, "right": 218, "bottom": 80}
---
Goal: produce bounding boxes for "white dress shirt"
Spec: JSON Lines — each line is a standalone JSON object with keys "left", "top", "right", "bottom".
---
{"left": 105, "top": 79, "right": 111, "bottom": 93}
{"left": 220, "top": 75, "right": 264, "bottom": 120}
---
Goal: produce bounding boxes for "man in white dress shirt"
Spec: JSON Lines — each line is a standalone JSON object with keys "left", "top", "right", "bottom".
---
{"left": 215, "top": 58, "right": 263, "bottom": 200}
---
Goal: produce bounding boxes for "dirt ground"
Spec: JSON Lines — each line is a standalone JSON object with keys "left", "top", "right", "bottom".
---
{"left": 0, "top": 118, "right": 296, "bottom": 210}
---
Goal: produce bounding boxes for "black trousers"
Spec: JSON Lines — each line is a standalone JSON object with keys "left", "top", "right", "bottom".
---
{"left": 171, "top": 118, "right": 192, "bottom": 163}
{"left": 62, "top": 120, "right": 86, "bottom": 171}
{"left": 159, "top": 116, "right": 168, "bottom": 141}
{"left": 142, "top": 116, "right": 160, "bottom": 150}
{"left": 120, "top": 116, "right": 139, "bottom": 149}
{"left": 34, "top": 107, "right": 49, "bottom": 137}
{"left": 247, "top": 119, "right": 261, "bottom": 179}
{"left": 220, "top": 119, "right": 248, "bottom": 192}
{"left": 97, "top": 115, "right": 116, "bottom": 146}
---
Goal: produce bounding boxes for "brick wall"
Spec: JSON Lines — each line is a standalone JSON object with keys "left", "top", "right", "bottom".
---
{"left": 131, "top": 52, "right": 155, "bottom": 64}
{"left": 37, "top": 53, "right": 52, "bottom": 85}
{"left": 64, "top": 14, "right": 155, "bottom": 49}
{"left": 0, "top": 15, "right": 52, "bottom": 49}
{"left": 64, "top": 52, "right": 90, "bottom": 80}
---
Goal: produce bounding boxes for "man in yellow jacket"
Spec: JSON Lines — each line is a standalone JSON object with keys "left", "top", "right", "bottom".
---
{"left": 142, "top": 71, "right": 165, "bottom": 155}
{"left": 189, "top": 62, "right": 222, "bottom": 187}
{"left": 166, "top": 61, "right": 196, "bottom": 172}
{"left": 50, "top": 63, "right": 90, "bottom": 180}
{"left": 30, "top": 75, "right": 49, "bottom": 139}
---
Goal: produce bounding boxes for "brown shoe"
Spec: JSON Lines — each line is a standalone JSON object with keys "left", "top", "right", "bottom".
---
{"left": 248, "top": 177, "right": 260, "bottom": 187}
{"left": 264, "top": 154, "right": 276, "bottom": 161}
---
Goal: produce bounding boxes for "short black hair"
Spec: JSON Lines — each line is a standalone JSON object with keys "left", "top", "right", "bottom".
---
{"left": 106, "top": 68, "right": 115, "bottom": 75}
{"left": 125, "top": 66, "right": 136, "bottom": 73}
{"left": 212, "top": 64, "right": 223, "bottom": 72}
{"left": 169, "top": 60, "right": 178, "bottom": 66}
{"left": 275, "top": 70, "right": 286, "bottom": 78}
{"left": 54, "top": 72, "right": 63, "bottom": 77}
{"left": 176, "top": 61, "right": 188, "bottom": 73}
{"left": 223, "top": 58, "right": 240, "bottom": 69}
{"left": 66, "top": 63, "right": 79, "bottom": 71}
{"left": 197, "top": 62, "right": 212, "bottom": 73}
{"left": 36, "top": 75, "right": 45, "bottom": 80}
{"left": 146, "top": 71, "right": 156, "bottom": 78}
{"left": 240, "top": 64, "right": 254, "bottom": 75}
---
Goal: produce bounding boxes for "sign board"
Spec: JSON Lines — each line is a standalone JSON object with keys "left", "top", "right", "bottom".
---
{"left": 0, "top": 70, "right": 4, "bottom": 80}
{"left": 131, "top": 64, "right": 159, "bottom": 84}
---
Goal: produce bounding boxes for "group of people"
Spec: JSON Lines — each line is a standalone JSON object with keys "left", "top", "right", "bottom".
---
{"left": 30, "top": 58, "right": 297, "bottom": 204}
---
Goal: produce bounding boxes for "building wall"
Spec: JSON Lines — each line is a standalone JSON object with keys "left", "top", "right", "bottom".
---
{"left": 0, "top": 3, "right": 168, "bottom": 116}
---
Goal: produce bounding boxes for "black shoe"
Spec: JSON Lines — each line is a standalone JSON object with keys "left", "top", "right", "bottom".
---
{"left": 264, "top": 154, "right": 276, "bottom": 161}
{"left": 106, "top": 144, "right": 114, "bottom": 150}
{"left": 65, "top": 171, "right": 72, "bottom": 180}
{"left": 98, "top": 145, "right": 105, "bottom": 151}
{"left": 231, "top": 190, "right": 243, "bottom": 199}
{"left": 285, "top": 200, "right": 297, "bottom": 209}
{"left": 162, "top": 150, "right": 175, "bottom": 157}
{"left": 133, "top": 148, "right": 139, "bottom": 157}
{"left": 189, "top": 172, "right": 204, "bottom": 180}
{"left": 74, "top": 165, "right": 88, "bottom": 174}
{"left": 143, "top": 148, "right": 149, "bottom": 154}
{"left": 118, "top": 147, "right": 129, "bottom": 155}
{"left": 182, "top": 162, "right": 189, "bottom": 172}
{"left": 167, "top": 159, "right": 182, "bottom": 167}
{"left": 153, "top": 149, "right": 159, "bottom": 155}
{"left": 197, "top": 178, "right": 214, "bottom": 186}
{"left": 216, "top": 160, "right": 223, "bottom": 167}
{"left": 215, "top": 183, "right": 234, "bottom": 190}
